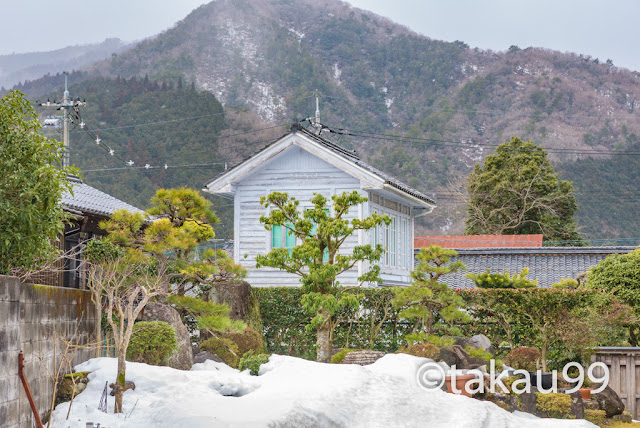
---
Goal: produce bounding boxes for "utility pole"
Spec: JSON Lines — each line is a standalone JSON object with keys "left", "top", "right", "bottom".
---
{"left": 40, "top": 72, "right": 86, "bottom": 168}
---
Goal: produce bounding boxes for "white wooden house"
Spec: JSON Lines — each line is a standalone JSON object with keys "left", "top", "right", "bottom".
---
{"left": 204, "top": 126, "right": 436, "bottom": 287}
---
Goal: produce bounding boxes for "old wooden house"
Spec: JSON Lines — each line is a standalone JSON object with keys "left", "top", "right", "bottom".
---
{"left": 37, "top": 175, "right": 143, "bottom": 288}
{"left": 204, "top": 126, "right": 436, "bottom": 287}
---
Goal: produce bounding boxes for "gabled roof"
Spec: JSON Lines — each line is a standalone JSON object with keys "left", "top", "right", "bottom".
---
{"left": 430, "top": 246, "right": 636, "bottom": 289}
{"left": 61, "top": 176, "right": 144, "bottom": 218}
{"left": 204, "top": 127, "right": 436, "bottom": 207}
{"left": 415, "top": 234, "right": 543, "bottom": 249}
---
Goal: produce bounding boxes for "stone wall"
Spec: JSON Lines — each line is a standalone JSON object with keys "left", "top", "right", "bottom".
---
{"left": 0, "top": 275, "right": 98, "bottom": 427}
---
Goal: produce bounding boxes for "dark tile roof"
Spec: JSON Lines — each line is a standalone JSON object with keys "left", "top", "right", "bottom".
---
{"left": 205, "top": 125, "right": 435, "bottom": 205}
{"left": 421, "top": 246, "right": 637, "bottom": 289}
{"left": 61, "top": 176, "right": 144, "bottom": 217}
{"left": 415, "top": 234, "right": 543, "bottom": 249}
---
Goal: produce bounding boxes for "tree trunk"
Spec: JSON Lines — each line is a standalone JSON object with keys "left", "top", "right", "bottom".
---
{"left": 541, "top": 344, "right": 548, "bottom": 373}
{"left": 315, "top": 309, "right": 332, "bottom": 362}
{"left": 114, "top": 350, "right": 126, "bottom": 413}
{"left": 630, "top": 326, "right": 638, "bottom": 347}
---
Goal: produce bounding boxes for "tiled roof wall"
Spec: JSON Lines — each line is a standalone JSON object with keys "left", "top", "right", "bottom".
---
{"left": 415, "top": 247, "right": 637, "bottom": 289}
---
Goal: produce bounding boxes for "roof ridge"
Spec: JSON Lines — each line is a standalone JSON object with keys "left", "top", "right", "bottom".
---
{"left": 298, "top": 127, "right": 360, "bottom": 160}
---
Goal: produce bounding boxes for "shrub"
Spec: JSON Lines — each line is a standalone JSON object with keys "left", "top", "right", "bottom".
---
{"left": 535, "top": 392, "right": 573, "bottom": 419}
{"left": 583, "top": 409, "right": 606, "bottom": 426}
{"left": 238, "top": 350, "right": 270, "bottom": 375}
{"left": 552, "top": 278, "right": 579, "bottom": 289}
{"left": 505, "top": 346, "right": 540, "bottom": 371}
{"left": 465, "top": 346, "right": 500, "bottom": 367}
{"left": 466, "top": 268, "right": 537, "bottom": 289}
{"left": 226, "top": 327, "right": 264, "bottom": 356}
{"left": 126, "top": 321, "right": 177, "bottom": 366}
{"left": 201, "top": 336, "right": 241, "bottom": 367}
{"left": 330, "top": 349, "right": 357, "bottom": 364}
{"left": 397, "top": 343, "right": 440, "bottom": 360}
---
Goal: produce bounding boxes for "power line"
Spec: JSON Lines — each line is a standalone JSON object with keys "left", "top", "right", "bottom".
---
{"left": 324, "top": 125, "right": 640, "bottom": 157}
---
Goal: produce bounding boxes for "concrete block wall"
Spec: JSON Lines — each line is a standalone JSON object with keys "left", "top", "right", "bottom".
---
{"left": 0, "top": 275, "right": 97, "bottom": 428}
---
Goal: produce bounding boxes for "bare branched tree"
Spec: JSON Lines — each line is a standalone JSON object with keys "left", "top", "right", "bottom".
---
{"left": 86, "top": 254, "right": 165, "bottom": 413}
{"left": 9, "top": 242, "right": 84, "bottom": 285}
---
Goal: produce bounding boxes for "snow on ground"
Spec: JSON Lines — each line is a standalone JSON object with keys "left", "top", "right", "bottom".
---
{"left": 50, "top": 354, "right": 596, "bottom": 428}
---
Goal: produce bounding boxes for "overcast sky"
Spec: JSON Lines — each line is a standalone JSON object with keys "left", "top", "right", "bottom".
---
{"left": 1, "top": 0, "right": 638, "bottom": 71}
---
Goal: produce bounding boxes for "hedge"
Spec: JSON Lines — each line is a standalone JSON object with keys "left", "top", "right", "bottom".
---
{"left": 253, "top": 286, "right": 627, "bottom": 365}
{"left": 253, "top": 287, "right": 413, "bottom": 359}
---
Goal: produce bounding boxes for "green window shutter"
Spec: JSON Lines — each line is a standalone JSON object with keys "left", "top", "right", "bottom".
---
{"left": 307, "top": 209, "right": 329, "bottom": 262}
{"left": 272, "top": 225, "right": 283, "bottom": 248}
{"left": 284, "top": 222, "right": 295, "bottom": 255}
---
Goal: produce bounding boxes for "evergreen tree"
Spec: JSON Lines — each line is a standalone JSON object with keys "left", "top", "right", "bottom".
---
{"left": 256, "top": 191, "right": 389, "bottom": 361}
{"left": 465, "top": 137, "right": 582, "bottom": 243}
{"left": 0, "top": 90, "right": 79, "bottom": 274}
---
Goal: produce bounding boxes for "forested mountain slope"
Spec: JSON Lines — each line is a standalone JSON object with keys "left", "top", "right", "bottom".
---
{"left": 15, "top": 0, "right": 640, "bottom": 242}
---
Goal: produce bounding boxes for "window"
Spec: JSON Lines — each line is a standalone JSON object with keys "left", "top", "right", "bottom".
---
{"left": 308, "top": 209, "right": 329, "bottom": 263}
{"left": 390, "top": 216, "right": 396, "bottom": 267}
{"left": 400, "top": 218, "right": 406, "bottom": 269}
{"left": 272, "top": 222, "right": 295, "bottom": 255}
{"left": 406, "top": 220, "right": 412, "bottom": 270}
{"left": 384, "top": 219, "right": 390, "bottom": 266}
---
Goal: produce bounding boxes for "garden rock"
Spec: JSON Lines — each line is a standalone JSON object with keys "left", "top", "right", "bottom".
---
{"left": 342, "top": 350, "right": 385, "bottom": 366}
{"left": 194, "top": 351, "right": 223, "bottom": 364}
{"left": 591, "top": 384, "right": 625, "bottom": 417}
{"left": 454, "top": 335, "right": 494, "bottom": 356}
{"left": 56, "top": 372, "right": 90, "bottom": 405}
{"left": 142, "top": 302, "right": 193, "bottom": 370}
{"left": 484, "top": 390, "right": 584, "bottom": 419}
{"left": 468, "top": 334, "right": 493, "bottom": 353}
{"left": 438, "top": 345, "right": 486, "bottom": 370}
{"left": 209, "top": 281, "right": 251, "bottom": 320}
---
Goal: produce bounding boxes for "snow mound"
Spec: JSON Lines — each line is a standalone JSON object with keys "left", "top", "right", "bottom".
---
{"left": 50, "top": 355, "right": 596, "bottom": 428}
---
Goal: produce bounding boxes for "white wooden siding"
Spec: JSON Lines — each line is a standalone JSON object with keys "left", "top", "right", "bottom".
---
{"left": 236, "top": 146, "right": 362, "bottom": 287}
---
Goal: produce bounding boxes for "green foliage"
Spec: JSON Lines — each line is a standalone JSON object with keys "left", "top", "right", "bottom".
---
{"left": 465, "top": 137, "right": 582, "bottom": 243}
{"left": 225, "top": 327, "right": 265, "bottom": 356}
{"left": 587, "top": 249, "right": 640, "bottom": 308}
{"left": 126, "top": 321, "right": 177, "bottom": 366}
{"left": 197, "top": 328, "right": 262, "bottom": 369}
{"left": 253, "top": 287, "right": 413, "bottom": 359}
{"left": 397, "top": 343, "right": 440, "bottom": 360}
{"left": 238, "top": 350, "right": 270, "bottom": 375}
{"left": 583, "top": 409, "right": 607, "bottom": 426}
{"left": 166, "top": 295, "right": 245, "bottom": 334}
{"left": 200, "top": 336, "right": 240, "bottom": 367}
{"left": 467, "top": 268, "right": 537, "bottom": 289}
{"left": 330, "top": 349, "right": 357, "bottom": 364}
{"left": 558, "top": 141, "right": 640, "bottom": 243}
{"left": 535, "top": 393, "right": 574, "bottom": 419}
{"left": 465, "top": 346, "right": 500, "bottom": 367}
{"left": 99, "top": 187, "right": 245, "bottom": 296}
{"left": 256, "top": 191, "right": 390, "bottom": 360}
{"left": 552, "top": 278, "right": 579, "bottom": 289}
{"left": 460, "top": 288, "right": 630, "bottom": 371}
{"left": 587, "top": 249, "right": 640, "bottom": 344}
{"left": 392, "top": 245, "right": 469, "bottom": 342}
{"left": 0, "top": 90, "right": 79, "bottom": 274}
{"left": 84, "top": 238, "right": 125, "bottom": 264}
{"left": 505, "top": 347, "right": 540, "bottom": 371}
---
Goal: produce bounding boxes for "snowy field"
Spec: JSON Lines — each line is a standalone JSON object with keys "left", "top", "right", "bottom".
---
{"left": 51, "top": 354, "right": 596, "bottom": 428}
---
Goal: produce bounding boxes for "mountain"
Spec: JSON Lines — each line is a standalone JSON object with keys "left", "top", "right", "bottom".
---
{"left": 16, "top": 0, "right": 640, "bottom": 243}
{"left": 0, "top": 38, "right": 129, "bottom": 90}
